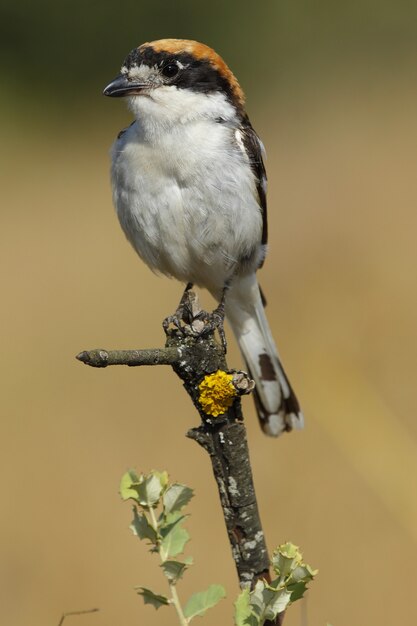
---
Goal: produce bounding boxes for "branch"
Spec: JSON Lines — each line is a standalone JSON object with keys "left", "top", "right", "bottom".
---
{"left": 76, "top": 347, "right": 179, "bottom": 368}
{"left": 187, "top": 422, "right": 269, "bottom": 584}
{"left": 77, "top": 290, "right": 282, "bottom": 621}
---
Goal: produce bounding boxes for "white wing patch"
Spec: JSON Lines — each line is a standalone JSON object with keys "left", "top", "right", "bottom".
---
{"left": 234, "top": 129, "right": 247, "bottom": 158}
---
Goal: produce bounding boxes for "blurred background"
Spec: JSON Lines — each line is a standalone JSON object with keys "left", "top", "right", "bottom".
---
{"left": 1, "top": 1, "right": 417, "bottom": 625}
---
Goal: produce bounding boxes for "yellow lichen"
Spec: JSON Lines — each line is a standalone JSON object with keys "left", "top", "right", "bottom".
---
{"left": 198, "top": 370, "right": 237, "bottom": 417}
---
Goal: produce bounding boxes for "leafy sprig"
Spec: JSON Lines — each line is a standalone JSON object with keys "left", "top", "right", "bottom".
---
{"left": 234, "top": 542, "right": 317, "bottom": 625}
{"left": 121, "top": 470, "right": 316, "bottom": 626}
{"left": 120, "top": 469, "right": 226, "bottom": 625}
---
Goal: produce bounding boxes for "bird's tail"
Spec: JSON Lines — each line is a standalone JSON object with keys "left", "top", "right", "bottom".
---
{"left": 225, "top": 273, "right": 304, "bottom": 436}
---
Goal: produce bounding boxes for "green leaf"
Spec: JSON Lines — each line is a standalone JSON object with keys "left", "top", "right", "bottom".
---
{"left": 249, "top": 580, "right": 271, "bottom": 623}
{"left": 248, "top": 580, "right": 266, "bottom": 622}
{"left": 249, "top": 579, "right": 291, "bottom": 623}
{"left": 287, "top": 581, "right": 308, "bottom": 602}
{"left": 161, "top": 559, "right": 189, "bottom": 583}
{"left": 160, "top": 512, "right": 186, "bottom": 535}
{"left": 121, "top": 471, "right": 165, "bottom": 508}
{"left": 152, "top": 469, "right": 169, "bottom": 491}
{"left": 271, "top": 542, "right": 302, "bottom": 580}
{"left": 234, "top": 588, "right": 253, "bottom": 626}
{"left": 136, "top": 587, "right": 169, "bottom": 609}
{"left": 291, "top": 564, "right": 317, "bottom": 585}
{"left": 136, "top": 473, "right": 164, "bottom": 508}
{"left": 161, "top": 522, "right": 190, "bottom": 558}
{"left": 120, "top": 470, "right": 142, "bottom": 501}
{"left": 130, "top": 507, "right": 157, "bottom": 543}
{"left": 263, "top": 588, "right": 292, "bottom": 620}
{"left": 163, "top": 484, "right": 194, "bottom": 515}
{"left": 162, "top": 509, "right": 185, "bottom": 527}
{"left": 184, "top": 584, "right": 226, "bottom": 621}
{"left": 286, "top": 562, "right": 317, "bottom": 602}
{"left": 279, "top": 542, "right": 301, "bottom": 559}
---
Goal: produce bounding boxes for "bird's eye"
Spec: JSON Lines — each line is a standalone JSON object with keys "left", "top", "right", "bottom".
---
{"left": 162, "top": 63, "right": 179, "bottom": 78}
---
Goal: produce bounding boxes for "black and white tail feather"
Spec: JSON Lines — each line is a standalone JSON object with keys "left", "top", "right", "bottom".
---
{"left": 226, "top": 274, "right": 304, "bottom": 436}
{"left": 229, "top": 119, "right": 303, "bottom": 436}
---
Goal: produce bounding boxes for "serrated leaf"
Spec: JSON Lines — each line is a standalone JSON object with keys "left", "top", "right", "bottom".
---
{"left": 291, "top": 564, "right": 316, "bottom": 583}
{"left": 263, "top": 589, "right": 292, "bottom": 619}
{"left": 249, "top": 579, "right": 291, "bottom": 623}
{"left": 136, "top": 473, "right": 164, "bottom": 508}
{"left": 278, "top": 542, "right": 301, "bottom": 560}
{"left": 151, "top": 469, "right": 169, "bottom": 491}
{"left": 161, "top": 559, "right": 189, "bottom": 583}
{"left": 287, "top": 581, "right": 308, "bottom": 602}
{"left": 163, "top": 484, "right": 194, "bottom": 515}
{"left": 160, "top": 513, "right": 186, "bottom": 536}
{"left": 234, "top": 588, "right": 253, "bottom": 626}
{"left": 120, "top": 470, "right": 142, "bottom": 501}
{"left": 161, "top": 523, "right": 190, "bottom": 558}
{"left": 163, "top": 509, "right": 185, "bottom": 526}
{"left": 271, "top": 542, "right": 302, "bottom": 579}
{"left": 184, "top": 584, "right": 226, "bottom": 621}
{"left": 136, "top": 587, "right": 169, "bottom": 609}
{"left": 130, "top": 507, "right": 157, "bottom": 543}
{"left": 248, "top": 580, "right": 267, "bottom": 621}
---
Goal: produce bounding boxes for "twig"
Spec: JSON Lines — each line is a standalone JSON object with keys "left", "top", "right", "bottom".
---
{"left": 77, "top": 291, "right": 282, "bottom": 621}
{"left": 76, "top": 347, "right": 179, "bottom": 367}
{"left": 57, "top": 608, "right": 99, "bottom": 626}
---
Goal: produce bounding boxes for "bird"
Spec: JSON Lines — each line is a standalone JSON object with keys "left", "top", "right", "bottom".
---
{"left": 103, "top": 38, "right": 303, "bottom": 436}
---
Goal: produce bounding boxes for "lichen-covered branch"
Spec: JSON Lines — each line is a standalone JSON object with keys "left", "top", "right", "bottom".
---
{"left": 187, "top": 422, "right": 269, "bottom": 585}
{"left": 77, "top": 291, "right": 277, "bottom": 601}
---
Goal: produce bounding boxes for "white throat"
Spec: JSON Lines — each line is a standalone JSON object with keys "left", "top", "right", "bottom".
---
{"left": 127, "top": 86, "right": 237, "bottom": 137}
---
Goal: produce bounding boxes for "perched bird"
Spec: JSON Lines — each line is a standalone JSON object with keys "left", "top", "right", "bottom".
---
{"left": 104, "top": 38, "right": 303, "bottom": 436}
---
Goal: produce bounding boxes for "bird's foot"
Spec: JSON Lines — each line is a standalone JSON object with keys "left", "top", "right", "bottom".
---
{"left": 163, "top": 284, "right": 205, "bottom": 337}
{"left": 202, "top": 299, "right": 227, "bottom": 353}
{"left": 163, "top": 284, "right": 227, "bottom": 353}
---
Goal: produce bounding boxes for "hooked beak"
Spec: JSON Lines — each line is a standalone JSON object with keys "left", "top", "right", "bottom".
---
{"left": 103, "top": 74, "right": 148, "bottom": 97}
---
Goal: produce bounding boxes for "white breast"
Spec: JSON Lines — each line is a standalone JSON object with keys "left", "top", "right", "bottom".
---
{"left": 111, "top": 99, "right": 263, "bottom": 295}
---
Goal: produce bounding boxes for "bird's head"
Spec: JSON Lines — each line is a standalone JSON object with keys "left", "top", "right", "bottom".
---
{"left": 103, "top": 39, "right": 246, "bottom": 125}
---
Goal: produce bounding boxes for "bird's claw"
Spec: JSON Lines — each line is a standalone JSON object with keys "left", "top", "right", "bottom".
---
{"left": 203, "top": 303, "right": 227, "bottom": 353}
{"left": 163, "top": 287, "right": 227, "bottom": 353}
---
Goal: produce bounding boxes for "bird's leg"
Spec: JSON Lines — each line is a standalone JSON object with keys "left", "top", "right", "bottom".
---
{"left": 203, "top": 283, "right": 229, "bottom": 353}
{"left": 163, "top": 283, "right": 194, "bottom": 334}
{"left": 213, "top": 285, "right": 228, "bottom": 352}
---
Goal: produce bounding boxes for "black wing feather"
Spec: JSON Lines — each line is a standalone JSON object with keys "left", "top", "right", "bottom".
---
{"left": 240, "top": 116, "right": 268, "bottom": 247}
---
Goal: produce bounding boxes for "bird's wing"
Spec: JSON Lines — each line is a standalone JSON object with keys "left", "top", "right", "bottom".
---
{"left": 239, "top": 117, "right": 268, "bottom": 248}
